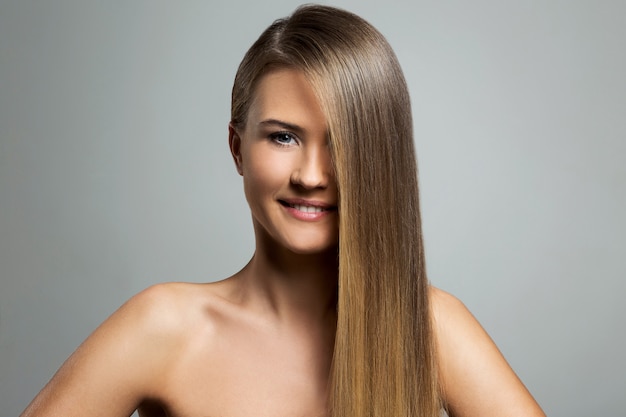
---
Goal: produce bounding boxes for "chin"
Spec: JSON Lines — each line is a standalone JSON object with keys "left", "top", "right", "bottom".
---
{"left": 290, "top": 246, "right": 337, "bottom": 256}
{"left": 283, "top": 239, "right": 338, "bottom": 256}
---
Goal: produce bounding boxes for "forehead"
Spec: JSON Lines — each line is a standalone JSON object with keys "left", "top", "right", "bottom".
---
{"left": 246, "top": 68, "right": 327, "bottom": 133}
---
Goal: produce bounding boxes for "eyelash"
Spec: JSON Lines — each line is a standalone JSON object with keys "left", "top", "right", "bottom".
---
{"left": 268, "top": 131, "right": 298, "bottom": 147}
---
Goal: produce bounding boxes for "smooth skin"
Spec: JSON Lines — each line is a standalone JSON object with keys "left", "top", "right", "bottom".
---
{"left": 20, "top": 69, "right": 545, "bottom": 417}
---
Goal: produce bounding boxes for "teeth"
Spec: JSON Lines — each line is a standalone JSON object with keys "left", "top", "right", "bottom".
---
{"left": 291, "top": 204, "right": 324, "bottom": 213}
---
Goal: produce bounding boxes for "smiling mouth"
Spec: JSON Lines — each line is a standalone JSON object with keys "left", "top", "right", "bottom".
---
{"left": 279, "top": 200, "right": 337, "bottom": 213}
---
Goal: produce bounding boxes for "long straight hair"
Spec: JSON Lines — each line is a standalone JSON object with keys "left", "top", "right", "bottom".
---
{"left": 231, "top": 5, "right": 439, "bottom": 416}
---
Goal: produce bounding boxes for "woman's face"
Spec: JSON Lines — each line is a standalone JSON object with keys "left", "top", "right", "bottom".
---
{"left": 229, "top": 68, "right": 339, "bottom": 255}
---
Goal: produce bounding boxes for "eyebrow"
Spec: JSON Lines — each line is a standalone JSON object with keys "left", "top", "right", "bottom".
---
{"left": 258, "top": 118, "right": 305, "bottom": 135}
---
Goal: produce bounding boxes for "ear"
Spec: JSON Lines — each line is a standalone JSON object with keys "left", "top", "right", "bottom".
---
{"left": 228, "top": 123, "right": 243, "bottom": 176}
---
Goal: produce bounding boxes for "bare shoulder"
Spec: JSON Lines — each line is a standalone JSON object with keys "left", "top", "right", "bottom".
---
{"left": 20, "top": 281, "right": 229, "bottom": 417}
{"left": 127, "top": 281, "right": 216, "bottom": 329}
{"left": 125, "top": 279, "right": 242, "bottom": 333}
{"left": 429, "top": 285, "right": 468, "bottom": 325}
{"left": 111, "top": 281, "right": 239, "bottom": 361}
{"left": 428, "top": 286, "right": 546, "bottom": 417}
{"left": 428, "top": 286, "right": 489, "bottom": 343}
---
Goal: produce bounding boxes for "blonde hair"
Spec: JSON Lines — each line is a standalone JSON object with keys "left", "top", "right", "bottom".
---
{"left": 231, "top": 5, "right": 439, "bottom": 416}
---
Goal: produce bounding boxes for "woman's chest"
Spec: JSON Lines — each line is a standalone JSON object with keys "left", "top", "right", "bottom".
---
{"left": 142, "top": 332, "right": 331, "bottom": 417}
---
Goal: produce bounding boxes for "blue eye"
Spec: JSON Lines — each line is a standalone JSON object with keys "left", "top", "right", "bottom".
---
{"left": 269, "top": 132, "right": 297, "bottom": 146}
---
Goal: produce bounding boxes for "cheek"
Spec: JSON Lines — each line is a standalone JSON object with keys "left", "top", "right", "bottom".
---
{"left": 242, "top": 148, "right": 292, "bottom": 201}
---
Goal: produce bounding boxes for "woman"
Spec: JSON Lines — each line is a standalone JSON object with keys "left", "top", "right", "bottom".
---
{"left": 21, "top": 5, "right": 545, "bottom": 417}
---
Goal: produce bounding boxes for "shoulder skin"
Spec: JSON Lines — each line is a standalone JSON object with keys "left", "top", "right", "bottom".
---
{"left": 20, "top": 282, "right": 208, "bottom": 417}
{"left": 430, "top": 286, "right": 546, "bottom": 417}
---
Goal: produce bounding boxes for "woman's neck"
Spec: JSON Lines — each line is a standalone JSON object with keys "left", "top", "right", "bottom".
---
{"left": 233, "top": 237, "right": 338, "bottom": 326}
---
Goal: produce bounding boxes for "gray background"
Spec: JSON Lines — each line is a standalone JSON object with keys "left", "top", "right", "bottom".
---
{"left": 1, "top": 1, "right": 624, "bottom": 416}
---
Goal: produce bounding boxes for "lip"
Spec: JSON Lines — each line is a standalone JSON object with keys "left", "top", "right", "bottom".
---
{"left": 278, "top": 198, "right": 337, "bottom": 221}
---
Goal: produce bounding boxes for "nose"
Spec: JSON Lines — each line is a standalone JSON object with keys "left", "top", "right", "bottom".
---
{"left": 290, "top": 145, "right": 332, "bottom": 190}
